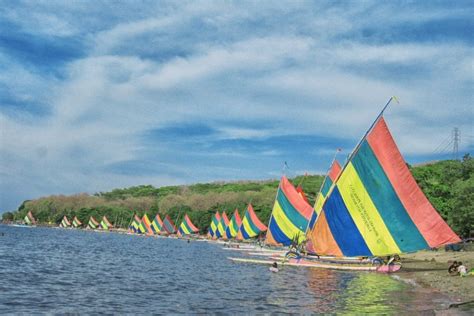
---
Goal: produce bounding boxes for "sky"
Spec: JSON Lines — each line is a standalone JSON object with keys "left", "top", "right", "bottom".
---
{"left": 0, "top": 1, "right": 473, "bottom": 212}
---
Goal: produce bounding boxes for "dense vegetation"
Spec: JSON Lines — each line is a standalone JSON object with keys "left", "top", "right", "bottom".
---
{"left": 2, "top": 175, "right": 323, "bottom": 234}
{"left": 2, "top": 157, "right": 473, "bottom": 238}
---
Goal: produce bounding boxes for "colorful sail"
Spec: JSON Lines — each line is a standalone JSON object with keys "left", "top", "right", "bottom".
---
{"left": 237, "top": 203, "right": 267, "bottom": 240}
{"left": 308, "top": 117, "right": 461, "bottom": 257}
{"left": 208, "top": 212, "right": 221, "bottom": 238}
{"left": 87, "top": 216, "right": 99, "bottom": 229}
{"left": 225, "top": 209, "right": 242, "bottom": 239}
{"left": 59, "top": 216, "right": 71, "bottom": 228}
{"left": 151, "top": 214, "right": 163, "bottom": 234}
{"left": 72, "top": 216, "right": 82, "bottom": 228}
{"left": 216, "top": 212, "right": 229, "bottom": 239}
{"left": 162, "top": 215, "right": 177, "bottom": 234}
{"left": 99, "top": 216, "right": 113, "bottom": 230}
{"left": 129, "top": 214, "right": 145, "bottom": 234}
{"left": 296, "top": 185, "right": 310, "bottom": 204}
{"left": 265, "top": 176, "right": 314, "bottom": 246}
{"left": 178, "top": 214, "right": 199, "bottom": 236}
{"left": 141, "top": 214, "right": 154, "bottom": 235}
{"left": 24, "top": 211, "right": 36, "bottom": 225}
{"left": 307, "top": 159, "right": 342, "bottom": 231}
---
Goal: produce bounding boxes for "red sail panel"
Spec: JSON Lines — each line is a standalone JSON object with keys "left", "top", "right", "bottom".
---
{"left": 367, "top": 117, "right": 460, "bottom": 247}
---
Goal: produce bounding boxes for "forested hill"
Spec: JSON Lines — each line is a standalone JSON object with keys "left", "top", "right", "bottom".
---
{"left": 2, "top": 157, "right": 473, "bottom": 238}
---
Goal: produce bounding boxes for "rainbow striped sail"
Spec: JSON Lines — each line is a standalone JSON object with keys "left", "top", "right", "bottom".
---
{"left": 208, "top": 212, "right": 221, "bottom": 238}
{"left": 87, "top": 216, "right": 99, "bottom": 229}
{"left": 307, "top": 159, "right": 342, "bottom": 231}
{"left": 225, "top": 209, "right": 242, "bottom": 239}
{"left": 72, "top": 216, "right": 82, "bottom": 228}
{"left": 265, "top": 176, "right": 313, "bottom": 246}
{"left": 129, "top": 215, "right": 143, "bottom": 233}
{"left": 216, "top": 212, "right": 229, "bottom": 239}
{"left": 24, "top": 211, "right": 36, "bottom": 225}
{"left": 237, "top": 204, "right": 267, "bottom": 240}
{"left": 178, "top": 214, "right": 199, "bottom": 236}
{"left": 308, "top": 117, "right": 461, "bottom": 257}
{"left": 162, "top": 215, "right": 177, "bottom": 234}
{"left": 151, "top": 214, "right": 163, "bottom": 234}
{"left": 99, "top": 216, "right": 113, "bottom": 230}
{"left": 59, "top": 216, "right": 71, "bottom": 228}
{"left": 141, "top": 214, "right": 154, "bottom": 235}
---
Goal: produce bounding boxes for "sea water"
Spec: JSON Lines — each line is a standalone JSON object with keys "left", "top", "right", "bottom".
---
{"left": 0, "top": 224, "right": 452, "bottom": 314}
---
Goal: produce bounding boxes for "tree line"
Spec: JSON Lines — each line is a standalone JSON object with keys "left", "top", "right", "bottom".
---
{"left": 2, "top": 157, "right": 473, "bottom": 238}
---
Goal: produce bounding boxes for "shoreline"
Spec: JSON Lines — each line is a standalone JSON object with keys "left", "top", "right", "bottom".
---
{"left": 397, "top": 250, "right": 474, "bottom": 309}
{"left": 2, "top": 223, "right": 472, "bottom": 309}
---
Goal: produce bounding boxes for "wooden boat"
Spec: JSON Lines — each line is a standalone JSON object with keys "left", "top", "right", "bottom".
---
{"left": 228, "top": 257, "right": 383, "bottom": 271}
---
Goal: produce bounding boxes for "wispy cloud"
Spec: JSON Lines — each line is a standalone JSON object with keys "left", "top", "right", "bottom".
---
{"left": 0, "top": 1, "right": 472, "bottom": 211}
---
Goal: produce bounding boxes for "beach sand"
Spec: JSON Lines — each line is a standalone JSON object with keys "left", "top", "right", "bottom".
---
{"left": 397, "top": 249, "right": 474, "bottom": 310}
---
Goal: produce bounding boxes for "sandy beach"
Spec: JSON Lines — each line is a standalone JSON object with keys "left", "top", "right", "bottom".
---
{"left": 397, "top": 248, "right": 474, "bottom": 309}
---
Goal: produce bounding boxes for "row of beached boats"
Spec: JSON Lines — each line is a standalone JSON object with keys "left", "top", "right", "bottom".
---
{"left": 216, "top": 98, "right": 461, "bottom": 272}
{"left": 20, "top": 98, "right": 461, "bottom": 272}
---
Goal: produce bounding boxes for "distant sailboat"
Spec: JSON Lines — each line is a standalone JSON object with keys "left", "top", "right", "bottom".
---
{"left": 224, "top": 209, "right": 242, "bottom": 239}
{"left": 150, "top": 214, "right": 163, "bottom": 234}
{"left": 87, "top": 216, "right": 99, "bottom": 230}
{"left": 216, "top": 212, "right": 229, "bottom": 239}
{"left": 207, "top": 212, "right": 221, "bottom": 239}
{"left": 141, "top": 214, "right": 154, "bottom": 235}
{"left": 99, "top": 216, "right": 113, "bottom": 230}
{"left": 162, "top": 215, "right": 177, "bottom": 234}
{"left": 59, "top": 216, "right": 72, "bottom": 228}
{"left": 72, "top": 216, "right": 82, "bottom": 228}
{"left": 23, "top": 211, "right": 36, "bottom": 226}
{"left": 236, "top": 203, "right": 267, "bottom": 240}
{"left": 177, "top": 214, "right": 199, "bottom": 236}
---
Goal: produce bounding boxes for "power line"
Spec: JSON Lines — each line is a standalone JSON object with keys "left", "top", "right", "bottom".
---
{"left": 453, "top": 127, "right": 460, "bottom": 160}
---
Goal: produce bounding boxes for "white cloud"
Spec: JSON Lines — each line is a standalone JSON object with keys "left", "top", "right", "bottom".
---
{"left": 0, "top": 1, "right": 472, "bottom": 211}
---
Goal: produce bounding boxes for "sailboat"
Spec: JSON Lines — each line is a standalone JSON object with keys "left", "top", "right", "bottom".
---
{"left": 141, "top": 214, "right": 154, "bottom": 235}
{"left": 99, "top": 216, "right": 113, "bottom": 230}
{"left": 177, "top": 214, "right": 199, "bottom": 237}
{"left": 162, "top": 215, "right": 177, "bottom": 235}
{"left": 207, "top": 212, "right": 221, "bottom": 239}
{"left": 236, "top": 203, "right": 268, "bottom": 240}
{"left": 59, "top": 216, "right": 72, "bottom": 228}
{"left": 72, "top": 216, "right": 82, "bottom": 228}
{"left": 23, "top": 211, "right": 37, "bottom": 226}
{"left": 87, "top": 216, "right": 100, "bottom": 230}
{"left": 150, "top": 214, "right": 163, "bottom": 234}
{"left": 216, "top": 212, "right": 229, "bottom": 239}
{"left": 230, "top": 98, "right": 460, "bottom": 271}
{"left": 265, "top": 176, "right": 313, "bottom": 246}
{"left": 306, "top": 157, "right": 342, "bottom": 253}
{"left": 224, "top": 209, "right": 242, "bottom": 240}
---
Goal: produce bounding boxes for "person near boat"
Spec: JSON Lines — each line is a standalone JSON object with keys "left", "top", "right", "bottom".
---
{"left": 269, "top": 262, "right": 279, "bottom": 273}
{"left": 457, "top": 262, "right": 467, "bottom": 277}
{"left": 448, "top": 261, "right": 459, "bottom": 275}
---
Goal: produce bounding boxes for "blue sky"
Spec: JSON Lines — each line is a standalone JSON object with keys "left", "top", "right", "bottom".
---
{"left": 0, "top": 1, "right": 473, "bottom": 212}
